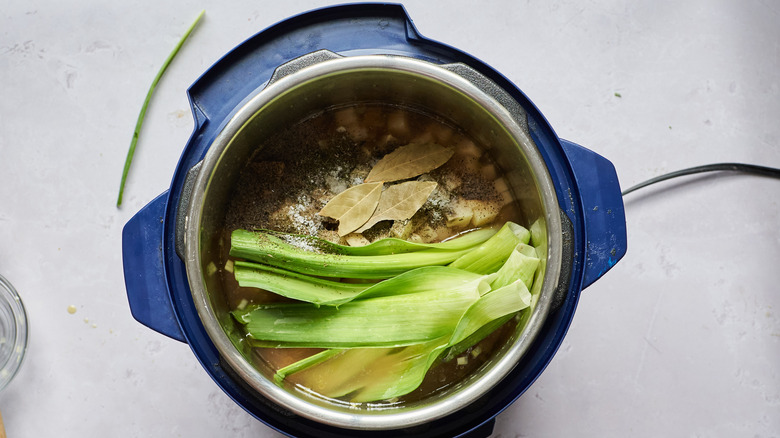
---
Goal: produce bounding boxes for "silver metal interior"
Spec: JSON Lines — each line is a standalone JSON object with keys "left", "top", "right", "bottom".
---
{"left": 184, "top": 52, "right": 563, "bottom": 430}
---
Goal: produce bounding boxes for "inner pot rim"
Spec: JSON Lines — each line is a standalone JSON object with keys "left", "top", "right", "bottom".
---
{"left": 184, "top": 54, "right": 563, "bottom": 430}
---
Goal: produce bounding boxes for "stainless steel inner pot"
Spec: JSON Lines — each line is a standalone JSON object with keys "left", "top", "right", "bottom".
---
{"left": 182, "top": 51, "right": 564, "bottom": 430}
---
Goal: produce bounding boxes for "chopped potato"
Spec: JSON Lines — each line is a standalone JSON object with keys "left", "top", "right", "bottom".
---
{"left": 455, "top": 137, "right": 482, "bottom": 159}
{"left": 445, "top": 202, "right": 474, "bottom": 229}
{"left": 408, "top": 233, "right": 425, "bottom": 243}
{"left": 333, "top": 107, "right": 359, "bottom": 127}
{"left": 319, "top": 229, "right": 341, "bottom": 244}
{"left": 469, "top": 201, "right": 499, "bottom": 226}
{"left": 494, "top": 178, "right": 514, "bottom": 207}
{"left": 430, "top": 123, "right": 454, "bottom": 144}
{"left": 409, "top": 130, "right": 435, "bottom": 145}
{"left": 498, "top": 190, "right": 514, "bottom": 207}
{"left": 480, "top": 163, "right": 497, "bottom": 180}
{"left": 460, "top": 199, "right": 499, "bottom": 227}
{"left": 387, "top": 110, "right": 411, "bottom": 138}
{"left": 494, "top": 177, "right": 509, "bottom": 193}
{"left": 442, "top": 172, "right": 463, "bottom": 191}
{"left": 415, "top": 224, "right": 439, "bottom": 243}
{"left": 447, "top": 198, "right": 500, "bottom": 228}
{"left": 344, "top": 233, "right": 371, "bottom": 247}
{"left": 361, "top": 106, "right": 385, "bottom": 128}
{"left": 333, "top": 107, "right": 370, "bottom": 141}
{"left": 390, "top": 220, "right": 415, "bottom": 239}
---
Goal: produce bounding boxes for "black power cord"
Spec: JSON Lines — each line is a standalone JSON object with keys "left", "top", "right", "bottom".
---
{"left": 621, "top": 163, "right": 780, "bottom": 196}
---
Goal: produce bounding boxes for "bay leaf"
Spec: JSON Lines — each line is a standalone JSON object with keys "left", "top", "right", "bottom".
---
{"left": 365, "top": 143, "right": 454, "bottom": 183}
{"left": 318, "top": 182, "right": 383, "bottom": 236}
{"left": 356, "top": 181, "right": 437, "bottom": 233}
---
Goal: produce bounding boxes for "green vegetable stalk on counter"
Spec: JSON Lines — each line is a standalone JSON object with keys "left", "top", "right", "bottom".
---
{"left": 116, "top": 10, "right": 205, "bottom": 207}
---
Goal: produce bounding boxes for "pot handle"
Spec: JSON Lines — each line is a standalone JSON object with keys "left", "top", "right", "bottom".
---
{"left": 559, "top": 139, "right": 627, "bottom": 289}
{"left": 185, "top": 4, "right": 420, "bottom": 126}
{"left": 122, "top": 192, "right": 187, "bottom": 342}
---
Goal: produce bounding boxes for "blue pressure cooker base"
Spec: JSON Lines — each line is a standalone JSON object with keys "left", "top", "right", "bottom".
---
{"left": 122, "top": 4, "right": 627, "bottom": 437}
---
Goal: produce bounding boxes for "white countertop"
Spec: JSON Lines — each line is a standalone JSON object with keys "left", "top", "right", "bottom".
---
{"left": 1, "top": 1, "right": 778, "bottom": 436}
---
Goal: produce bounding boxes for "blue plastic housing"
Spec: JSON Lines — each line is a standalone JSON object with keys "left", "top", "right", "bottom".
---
{"left": 122, "top": 4, "right": 627, "bottom": 438}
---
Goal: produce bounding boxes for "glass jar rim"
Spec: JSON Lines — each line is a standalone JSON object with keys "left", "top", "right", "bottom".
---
{"left": 0, "top": 273, "right": 29, "bottom": 392}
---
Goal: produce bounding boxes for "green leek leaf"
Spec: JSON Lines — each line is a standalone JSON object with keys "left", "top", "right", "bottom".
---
{"left": 229, "top": 220, "right": 543, "bottom": 403}
{"left": 489, "top": 244, "right": 540, "bottom": 290}
{"left": 448, "top": 278, "right": 532, "bottom": 349}
{"left": 233, "top": 262, "right": 371, "bottom": 306}
{"left": 235, "top": 282, "right": 481, "bottom": 348}
{"left": 285, "top": 338, "right": 449, "bottom": 402}
{"left": 234, "top": 263, "right": 486, "bottom": 307}
{"left": 274, "top": 348, "right": 344, "bottom": 384}
{"left": 448, "top": 222, "right": 530, "bottom": 274}
{"left": 230, "top": 230, "right": 473, "bottom": 279}
{"left": 264, "top": 226, "right": 499, "bottom": 256}
{"left": 274, "top": 279, "right": 532, "bottom": 401}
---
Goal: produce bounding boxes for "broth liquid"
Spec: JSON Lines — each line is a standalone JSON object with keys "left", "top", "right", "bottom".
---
{"left": 217, "top": 103, "right": 524, "bottom": 406}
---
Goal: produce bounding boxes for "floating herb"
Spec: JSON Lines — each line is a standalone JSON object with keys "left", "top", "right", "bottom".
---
{"left": 356, "top": 181, "right": 437, "bottom": 233}
{"left": 365, "top": 143, "right": 454, "bottom": 183}
{"left": 318, "top": 182, "right": 383, "bottom": 236}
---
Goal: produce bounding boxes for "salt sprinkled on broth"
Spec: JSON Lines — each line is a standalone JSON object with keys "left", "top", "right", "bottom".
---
{"left": 286, "top": 194, "right": 320, "bottom": 236}
{"left": 219, "top": 103, "right": 523, "bottom": 405}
